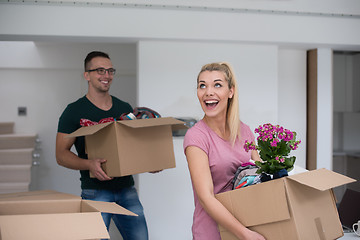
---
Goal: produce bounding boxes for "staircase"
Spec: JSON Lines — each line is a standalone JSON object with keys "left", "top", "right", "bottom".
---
{"left": 0, "top": 122, "right": 36, "bottom": 194}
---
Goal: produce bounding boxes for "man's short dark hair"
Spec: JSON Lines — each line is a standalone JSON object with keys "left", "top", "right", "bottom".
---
{"left": 84, "top": 51, "right": 110, "bottom": 71}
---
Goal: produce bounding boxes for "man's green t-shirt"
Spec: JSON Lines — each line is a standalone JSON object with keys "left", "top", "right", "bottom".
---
{"left": 57, "top": 95, "right": 135, "bottom": 190}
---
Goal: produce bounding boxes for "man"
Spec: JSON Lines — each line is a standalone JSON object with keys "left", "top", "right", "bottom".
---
{"left": 56, "top": 51, "right": 148, "bottom": 240}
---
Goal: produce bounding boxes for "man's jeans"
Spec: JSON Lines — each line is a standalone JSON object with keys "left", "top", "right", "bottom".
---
{"left": 81, "top": 186, "right": 149, "bottom": 240}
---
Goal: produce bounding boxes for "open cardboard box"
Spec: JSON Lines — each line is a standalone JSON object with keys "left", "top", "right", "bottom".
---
{"left": 215, "top": 168, "right": 356, "bottom": 240}
{"left": 67, "top": 117, "right": 187, "bottom": 177}
{"left": 0, "top": 190, "right": 137, "bottom": 240}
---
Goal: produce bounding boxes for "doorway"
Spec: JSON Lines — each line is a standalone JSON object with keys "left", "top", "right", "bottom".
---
{"left": 332, "top": 51, "right": 360, "bottom": 202}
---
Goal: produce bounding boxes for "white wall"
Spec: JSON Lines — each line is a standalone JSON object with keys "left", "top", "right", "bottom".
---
{"left": 1, "top": 2, "right": 360, "bottom": 50}
{"left": 137, "top": 41, "right": 280, "bottom": 125}
{"left": 317, "top": 48, "right": 334, "bottom": 170}
{"left": 278, "top": 49, "right": 307, "bottom": 168}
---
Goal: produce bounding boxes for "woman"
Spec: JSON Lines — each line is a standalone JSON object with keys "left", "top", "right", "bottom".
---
{"left": 183, "top": 62, "right": 265, "bottom": 240}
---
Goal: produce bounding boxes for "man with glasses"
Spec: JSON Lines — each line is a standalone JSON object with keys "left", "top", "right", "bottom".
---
{"left": 56, "top": 51, "right": 148, "bottom": 240}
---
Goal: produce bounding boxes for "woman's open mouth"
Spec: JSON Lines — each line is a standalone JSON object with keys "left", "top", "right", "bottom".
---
{"left": 205, "top": 100, "right": 219, "bottom": 109}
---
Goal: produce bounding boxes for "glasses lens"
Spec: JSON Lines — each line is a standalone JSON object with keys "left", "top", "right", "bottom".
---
{"left": 109, "top": 69, "right": 116, "bottom": 75}
{"left": 97, "top": 68, "right": 106, "bottom": 75}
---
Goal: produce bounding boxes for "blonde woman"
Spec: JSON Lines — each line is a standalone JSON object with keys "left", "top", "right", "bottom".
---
{"left": 184, "top": 62, "right": 265, "bottom": 240}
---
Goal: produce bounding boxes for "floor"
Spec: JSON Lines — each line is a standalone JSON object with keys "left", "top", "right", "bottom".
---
{"left": 340, "top": 232, "right": 359, "bottom": 239}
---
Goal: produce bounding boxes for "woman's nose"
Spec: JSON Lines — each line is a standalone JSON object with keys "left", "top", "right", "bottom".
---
{"left": 205, "top": 87, "right": 214, "bottom": 96}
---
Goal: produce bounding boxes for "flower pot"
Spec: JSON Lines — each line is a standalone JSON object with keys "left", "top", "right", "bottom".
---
{"left": 273, "top": 169, "right": 288, "bottom": 179}
{"left": 260, "top": 173, "right": 272, "bottom": 182}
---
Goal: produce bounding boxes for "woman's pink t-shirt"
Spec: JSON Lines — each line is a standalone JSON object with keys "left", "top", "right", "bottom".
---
{"left": 183, "top": 120, "right": 255, "bottom": 240}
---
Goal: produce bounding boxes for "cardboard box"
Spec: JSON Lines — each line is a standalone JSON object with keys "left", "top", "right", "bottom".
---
{"left": 0, "top": 148, "right": 34, "bottom": 165}
{"left": 67, "top": 117, "right": 187, "bottom": 177}
{"left": 215, "top": 168, "right": 356, "bottom": 240}
{"left": 0, "top": 183, "right": 30, "bottom": 194}
{"left": 0, "top": 165, "right": 31, "bottom": 182}
{"left": 0, "top": 134, "right": 36, "bottom": 150}
{"left": 0, "top": 190, "right": 137, "bottom": 240}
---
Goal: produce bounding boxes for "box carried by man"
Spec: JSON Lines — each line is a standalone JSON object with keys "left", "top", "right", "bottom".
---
{"left": 67, "top": 117, "right": 187, "bottom": 177}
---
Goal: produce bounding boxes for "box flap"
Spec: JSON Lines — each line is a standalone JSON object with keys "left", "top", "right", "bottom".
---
{"left": 66, "top": 121, "right": 113, "bottom": 138}
{"left": 117, "top": 117, "right": 187, "bottom": 130}
{"left": 0, "top": 190, "right": 78, "bottom": 202}
{"left": 83, "top": 200, "right": 138, "bottom": 216}
{"left": 287, "top": 168, "right": 356, "bottom": 191}
{"left": 216, "top": 178, "right": 290, "bottom": 227}
{"left": 0, "top": 212, "right": 109, "bottom": 240}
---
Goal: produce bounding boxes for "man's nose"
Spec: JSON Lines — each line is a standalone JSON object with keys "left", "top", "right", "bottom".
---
{"left": 104, "top": 70, "right": 111, "bottom": 77}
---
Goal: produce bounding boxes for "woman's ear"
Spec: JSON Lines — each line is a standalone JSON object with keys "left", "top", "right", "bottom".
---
{"left": 229, "top": 87, "right": 234, "bottom": 99}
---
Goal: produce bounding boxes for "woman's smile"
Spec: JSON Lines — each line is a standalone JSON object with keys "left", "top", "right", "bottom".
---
{"left": 204, "top": 99, "right": 219, "bottom": 109}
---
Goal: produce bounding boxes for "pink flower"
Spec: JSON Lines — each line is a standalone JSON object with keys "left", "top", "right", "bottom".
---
{"left": 290, "top": 140, "right": 301, "bottom": 150}
{"left": 275, "top": 156, "right": 285, "bottom": 163}
{"left": 284, "top": 129, "right": 294, "bottom": 141}
{"left": 244, "top": 140, "right": 257, "bottom": 152}
{"left": 270, "top": 139, "right": 279, "bottom": 147}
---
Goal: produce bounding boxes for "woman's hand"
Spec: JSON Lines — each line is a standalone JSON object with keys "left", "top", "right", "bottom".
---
{"left": 240, "top": 229, "right": 266, "bottom": 240}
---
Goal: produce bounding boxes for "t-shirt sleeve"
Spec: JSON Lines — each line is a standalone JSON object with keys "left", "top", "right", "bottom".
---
{"left": 57, "top": 104, "right": 80, "bottom": 134}
{"left": 241, "top": 122, "right": 255, "bottom": 142}
{"left": 113, "top": 97, "right": 133, "bottom": 114}
{"left": 183, "top": 125, "right": 209, "bottom": 156}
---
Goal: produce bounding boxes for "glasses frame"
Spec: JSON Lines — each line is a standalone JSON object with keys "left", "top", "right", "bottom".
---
{"left": 87, "top": 68, "right": 116, "bottom": 75}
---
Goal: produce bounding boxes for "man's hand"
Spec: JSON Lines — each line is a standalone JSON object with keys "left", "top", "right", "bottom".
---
{"left": 88, "top": 158, "right": 113, "bottom": 181}
{"left": 149, "top": 170, "right": 163, "bottom": 174}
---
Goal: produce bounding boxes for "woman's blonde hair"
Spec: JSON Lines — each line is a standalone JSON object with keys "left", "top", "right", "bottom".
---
{"left": 197, "top": 62, "right": 240, "bottom": 145}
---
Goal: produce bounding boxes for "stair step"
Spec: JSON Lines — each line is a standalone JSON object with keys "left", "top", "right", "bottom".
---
{"left": 0, "top": 134, "right": 36, "bottom": 149}
{"left": 0, "top": 165, "right": 31, "bottom": 182}
{"left": 0, "top": 148, "right": 34, "bottom": 165}
{"left": 0, "top": 182, "right": 30, "bottom": 194}
{"left": 0, "top": 122, "right": 14, "bottom": 135}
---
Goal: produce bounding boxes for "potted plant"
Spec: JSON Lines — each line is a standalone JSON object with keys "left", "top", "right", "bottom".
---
{"left": 244, "top": 123, "right": 301, "bottom": 180}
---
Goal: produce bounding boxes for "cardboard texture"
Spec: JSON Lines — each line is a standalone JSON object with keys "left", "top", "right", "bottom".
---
{"left": 0, "top": 122, "right": 14, "bottom": 135}
{"left": 0, "top": 148, "right": 34, "bottom": 165}
{"left": 67, "top": 117, "right": 187, "bottom": 177}
{"left": 0, "top": 165, "right": 31, "bottom": 182}
{"left": 0, "top": 183, "right": 29, "bottom": 194}
{"left": 215, "top": 168, "right": 356, "bottom": 240}
{"left": 0, "top": 190, "right": 137, "bottom": 240}
{"left": 0, "top": 134, "right": 36, "bottom": 150}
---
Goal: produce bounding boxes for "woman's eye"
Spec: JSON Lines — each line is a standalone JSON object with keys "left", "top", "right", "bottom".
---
{"left": 215, "top": 83, "right": 222, "bottom": 88}
{"left": 199, "top": 84, "right": 206, "bottom": 89}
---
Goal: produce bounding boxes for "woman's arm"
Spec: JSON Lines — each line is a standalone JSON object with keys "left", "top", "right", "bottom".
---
{"left": 185, "top": 146, "right": 265, "bottom": 240}
{"left": 251, "top": 149, "right": 262, "bottom": 162}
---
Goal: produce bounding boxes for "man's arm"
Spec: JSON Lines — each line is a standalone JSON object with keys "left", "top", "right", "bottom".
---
{"left": 55, "top": 132, "right": 112, "bottom": 181}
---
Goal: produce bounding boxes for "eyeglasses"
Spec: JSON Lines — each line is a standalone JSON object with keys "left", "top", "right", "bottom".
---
{"left": 87, "top": 68, "right": 116, "bottom": 75}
